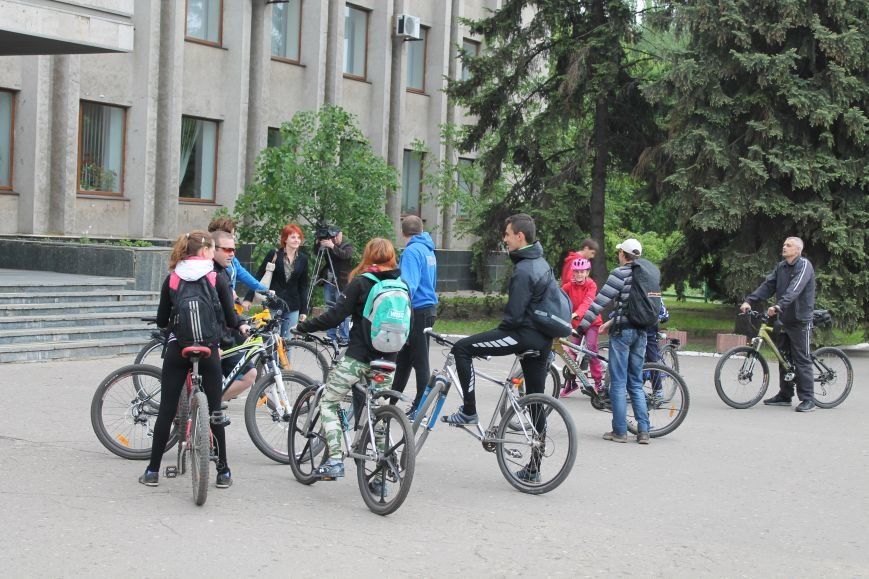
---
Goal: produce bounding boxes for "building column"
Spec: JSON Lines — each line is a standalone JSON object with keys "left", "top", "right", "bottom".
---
{"left": 127, "top": 0, "right": 162, "bottom": 238}
{"left": 153, "top": 0, "right": 185, "bottom": 239}
{"left": 48, "top": 54, "right": 80, "bottom": 235}
{"left": 323, "top": 0, "right": 345, "bottom": 106}
{"left": 15, "top": 56, "right": 52, "bottom": 234}
{"left": 384, "top": 0, "right": 405, "bottom": 239}
{"left": 245, "top": 0, "right": 270, "bottom": 185}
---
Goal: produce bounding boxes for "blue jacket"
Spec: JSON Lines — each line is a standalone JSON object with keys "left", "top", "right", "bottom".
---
{"left": 228, "top": 256, "right": 269, "bottom": 293}
{"left": 400, "top": 233, "right": 438, "bottom": 309}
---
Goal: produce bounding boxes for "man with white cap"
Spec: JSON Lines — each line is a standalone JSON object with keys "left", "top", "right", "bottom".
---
{"left": 578, "top": 238, "right": 662, "bottom": 444}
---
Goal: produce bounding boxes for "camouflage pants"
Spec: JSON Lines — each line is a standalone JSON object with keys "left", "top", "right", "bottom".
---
{"left": 320, "top": 356, "right": 392, "bottom": 459}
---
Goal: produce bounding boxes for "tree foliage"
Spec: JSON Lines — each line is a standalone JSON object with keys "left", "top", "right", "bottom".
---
{"left": 449, "top": 0, "right": 660, "bottom": 284}
{"left": 644, "top": 0, "right": 868, "bottom": 329}
{"left": 234, "top": 105, "right": 396, "bottom": 261}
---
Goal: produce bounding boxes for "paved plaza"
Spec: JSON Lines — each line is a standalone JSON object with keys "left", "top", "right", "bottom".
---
{"left": 0, "top": 350, "right": 867, "bottom": 577}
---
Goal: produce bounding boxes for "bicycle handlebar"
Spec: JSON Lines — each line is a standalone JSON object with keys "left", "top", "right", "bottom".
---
{"left": 423, "top": 328, "right": 491, "bottom": 361}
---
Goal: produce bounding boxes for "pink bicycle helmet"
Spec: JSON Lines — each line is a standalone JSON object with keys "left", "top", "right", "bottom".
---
{"left": 571, "top": 258, "right": 591, "bottom": 271}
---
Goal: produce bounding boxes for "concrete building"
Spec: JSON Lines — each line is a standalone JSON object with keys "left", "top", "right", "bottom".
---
{"left": 0, "top": 0, "right": 499, "bottom": 248}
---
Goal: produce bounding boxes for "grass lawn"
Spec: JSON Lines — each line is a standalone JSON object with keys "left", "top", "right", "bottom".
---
{"left": 435, "top": 300, "right": 864, "bottom": 350}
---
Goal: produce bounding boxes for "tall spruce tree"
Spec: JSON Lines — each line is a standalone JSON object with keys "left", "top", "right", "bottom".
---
{"left": 645, "top": 0, "right": 868, "bottom": 329}
{"left": 449, "top": 0, "right": 658, "bottom": 283}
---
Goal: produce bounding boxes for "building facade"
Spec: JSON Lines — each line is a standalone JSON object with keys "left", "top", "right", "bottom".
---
{"left": 0, "top": 0, "right": 498, "bottom": 247}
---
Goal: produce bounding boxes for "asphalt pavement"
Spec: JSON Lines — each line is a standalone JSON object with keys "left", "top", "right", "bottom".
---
{"left": 0, "top": 349, "right": 867, "bottom": 578}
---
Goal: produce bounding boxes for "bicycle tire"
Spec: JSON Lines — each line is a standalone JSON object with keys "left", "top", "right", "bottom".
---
{"left": 811, "top": 347, "right": 853, "bottom": 409}
{"left": 90, "top": 364, "right": 178, "bottom": 460}
{"left": 288, "top": 386, "right": 328, "bottom": 485}
{"left": 411, "top": 381, "right": 444, "bottom": 453}
{"left": 190, "top": 391, "right": 210, "bottom": 506}
{"left": 495, "top": 394, "right": 577, "bottom": 495}
{"left": 660, "top": 345, "right": 680, "bottom": 373}
{"left": 626, "top": 363, "right": 690, "bottom": 437}
{"left": 283, "top": 339, "right": 331, "bottom": 383}
{"left": 244, "top": 370, "right": 314, "bottom": 463}
{"left": 714, "top": 346, "right": 769, "bottom": 409}
{"left": 355, "top": 404, "right": 416, "bottom": 516}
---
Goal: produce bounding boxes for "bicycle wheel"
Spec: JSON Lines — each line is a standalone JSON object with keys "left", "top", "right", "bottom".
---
{"left": 288, "top": 386, "right": 328, "bottom": 485}
{"left": 660, "top": 345, "right": 680, "bottom": 373}
{"left": 411, "top": 381, "right": 444, "bottom": 453}
{"left": 190, "top": 391, "right": 210, "bottom": 506}
{"left": 811, "top": 347, "right": 853, "bottom": 409}
{"left": 90, "top": 364, "right": 178, "bottom": 460}
{"left": 496, "top": 394, "right": 576, "bottom": 495}
{"left": 714, "top": 346, "right": 770, "bottom": 409}
{"left": 498, "top": 365, "right": 561, "bottom": 427}
{"left": 355, "top": 404, "right": 416, "bottom": 516}
{"left": 626, "top": 363, "right": 690, "bottom": 437}
{"left": 283, "top": 339, "right": 330, "bottom": 383}
{"left": 244, "top": 370, "right": 313, "bottom": 463}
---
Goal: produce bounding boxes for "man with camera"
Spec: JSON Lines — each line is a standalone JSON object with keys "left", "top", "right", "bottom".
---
{"left": 317, "top": 225, "right": 354, "bottom": 346}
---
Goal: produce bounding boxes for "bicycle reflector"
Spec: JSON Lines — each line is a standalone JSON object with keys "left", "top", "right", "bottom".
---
{"left": 511, "top": 377, "right": 523, "bottom": 386}
{"left": 373, "top": 373, "right": 386, "bottom": 383}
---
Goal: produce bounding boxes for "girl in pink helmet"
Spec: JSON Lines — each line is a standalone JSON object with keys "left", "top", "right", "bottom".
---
{"left": 561, "top": 257, "right": 603, "bottom": 396}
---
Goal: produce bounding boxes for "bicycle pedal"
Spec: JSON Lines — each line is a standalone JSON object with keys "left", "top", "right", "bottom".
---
{"left": 164, "top": 466, "right": 178, "bottom": 478}
{"left": 210, "top": 411, "right": 231, "bottom": 427}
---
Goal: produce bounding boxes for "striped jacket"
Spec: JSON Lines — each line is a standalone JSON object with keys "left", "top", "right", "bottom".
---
{"left": 747, "top": 257, "right": 815, "bottom": 324}
{"left": 579, "top": 263, "right": 634, "bottom": 332}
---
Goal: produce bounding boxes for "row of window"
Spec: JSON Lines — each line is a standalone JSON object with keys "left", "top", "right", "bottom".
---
{"left": 0, "top": 92, "right": 468, "bottom": 215}
{"left": 187, "top": 0, "right": 480, "bottom": 91}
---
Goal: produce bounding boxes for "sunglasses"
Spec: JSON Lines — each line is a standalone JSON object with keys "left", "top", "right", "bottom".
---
{"left": 216, "top": 246, "right": 236, "bottom": 254}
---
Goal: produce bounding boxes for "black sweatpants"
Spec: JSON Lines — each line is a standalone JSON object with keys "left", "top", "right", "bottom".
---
{"left": 148, "top": 341, "right": 227, "bottom": 473}
{"left": 777, "top": 321, "right": 814, "bottom": 402}
{"left": 452, "top": 327, "right": 552, "bottom": 416}
{"left": 392, "top": 306, "right": 437, "bottom": 408}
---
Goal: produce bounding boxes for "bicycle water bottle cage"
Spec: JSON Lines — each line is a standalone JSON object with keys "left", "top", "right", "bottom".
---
{"left": 181, "top": 345, "right": 212, "bottom": 358}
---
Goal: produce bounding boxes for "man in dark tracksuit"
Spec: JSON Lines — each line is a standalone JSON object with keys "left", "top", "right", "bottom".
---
{"left": 741, "top": 237, "right": 817, "bottom": 412}
{"left": 445, "top": 214, "right": 552, "bottom": 482}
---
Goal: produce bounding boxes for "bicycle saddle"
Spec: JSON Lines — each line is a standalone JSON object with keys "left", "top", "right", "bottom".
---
{"left": 181, "top": 345, "right": 212, "bottom": 358}
{"left": 370, "top": 359, "right": 397, "bottom": 373}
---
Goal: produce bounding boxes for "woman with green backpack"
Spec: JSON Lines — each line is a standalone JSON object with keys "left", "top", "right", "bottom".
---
{"left": 294, "top": 237, "right": 411, "bottom": 481}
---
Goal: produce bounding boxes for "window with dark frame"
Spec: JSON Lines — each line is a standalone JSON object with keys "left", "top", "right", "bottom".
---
{"left": 344, "top": 4, "right": 368, "bottom": 79}
{"left": 461, "top": 38, "right": 480, "bottom": 81}
{"left": 0, "top": 90, "right": 12, "bottom": 190}
{"left": 78, "top": 101, "right": 126, "bottom": 195}
{"left": 267, "top": 127, "right": 283, "bottom": 148}
{"left": 401, "top": 149, "right": 424, "bottom": 216}
{"left": 406, "top": 27, "right": 428, "bottom": 92}
{"left": 179, "top": 116, "right": 219, "bottom": 201}
{"left": 271, "top": 0, "right": 302, "bottom": 62}
{"left": 186, "top": 0, "right": 222, "bottom": 45}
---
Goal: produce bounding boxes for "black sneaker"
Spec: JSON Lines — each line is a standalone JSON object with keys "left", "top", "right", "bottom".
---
{"left": 138, "top": 469, "right": 159, "bottom": 487}
{"left": 763, "top": 393, "right": 792, "bottom": 406}
{"left": 216, "top": 469, "right": 233, "bottom": 488}
{"left": 515, "top": 467, "right": 541, "bottom": 483}
{"left": 795, "top": 400, "right": 816, "bottom": 413}
{"left": 314, "top": 458, "right": 345, "bottom": 480}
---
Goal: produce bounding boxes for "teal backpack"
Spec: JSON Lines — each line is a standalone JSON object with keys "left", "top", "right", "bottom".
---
{"left": 361, "top": 273, "right": 412, "bottom": 353}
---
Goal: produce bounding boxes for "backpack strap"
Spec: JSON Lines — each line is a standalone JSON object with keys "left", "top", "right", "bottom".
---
{"left": 169, "top": 271, "right": 181, "bottom": 291}
{"left": 361, "top": 272, "right": 379, "bottom": 283}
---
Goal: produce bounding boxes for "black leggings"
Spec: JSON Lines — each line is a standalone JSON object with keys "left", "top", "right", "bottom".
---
{"left": 148, "top": 341, "right": 227, "bottom": 473}
{"left": 392, "top": 307, "right": 437, "bottom": 408}
{"left": 451, "top": 327, "right": 551, "bottom": 416}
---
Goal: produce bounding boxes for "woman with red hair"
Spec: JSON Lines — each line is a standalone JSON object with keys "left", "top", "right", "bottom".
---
{"left": 295, "top": 238, "right": 403, "bottom": 486}
{"left": 245, "top": 223, "right": 309, "bottom": 338}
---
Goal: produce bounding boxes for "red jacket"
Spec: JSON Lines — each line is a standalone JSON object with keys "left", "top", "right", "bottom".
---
{"left": 562, "top": 279, "right": 602, "bottom": 328}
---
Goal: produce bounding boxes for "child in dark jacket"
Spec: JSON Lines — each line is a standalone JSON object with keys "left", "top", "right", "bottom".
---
{"left": 561, "top": 257, "right": 603, "bottom": 396}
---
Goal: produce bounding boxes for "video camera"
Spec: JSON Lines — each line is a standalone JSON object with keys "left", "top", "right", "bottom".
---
{"left": 315, "top": 221, "right": 341, "bottom": 241}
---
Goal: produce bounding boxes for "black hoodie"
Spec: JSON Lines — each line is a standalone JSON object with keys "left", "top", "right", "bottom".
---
{"left": 499, "top": 241, "right": 552, "bottom": 336}
{"left": 297, "top": 268, "right": 403, "bottom": 363}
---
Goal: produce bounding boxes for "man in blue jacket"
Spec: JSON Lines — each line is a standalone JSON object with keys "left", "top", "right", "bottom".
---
{"left": 208, "top": 217, "right": 270, "bottom": 300}
{"left": 393, "top": 215, "right": 438, "bottom": 413}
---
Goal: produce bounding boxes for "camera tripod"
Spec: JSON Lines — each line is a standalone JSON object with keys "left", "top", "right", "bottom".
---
{"left": 306, "top": 242, "right": 340, "bottom": 314}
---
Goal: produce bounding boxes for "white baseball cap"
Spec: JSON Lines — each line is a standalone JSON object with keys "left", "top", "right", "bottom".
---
{"left": 616, "top": 238, "right": 642, "bottom": 257}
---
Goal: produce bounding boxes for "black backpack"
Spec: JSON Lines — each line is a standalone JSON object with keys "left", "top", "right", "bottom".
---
{"left": 530, "top": 270, "right": 574, "bottom": 338}
{"left": 623, "top": 259, "right": 662, "bottom": 329}
{"left": 169, "top": 273, "right": 224, "bottom": 347}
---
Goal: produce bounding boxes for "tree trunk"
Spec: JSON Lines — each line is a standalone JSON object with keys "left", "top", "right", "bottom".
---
{"left": 589, "top": 95, "right": 609, "bottom": 286}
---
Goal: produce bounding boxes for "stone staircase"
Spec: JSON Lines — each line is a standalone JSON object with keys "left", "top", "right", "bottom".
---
{"left": 0, "top": 269, "right": 159, "bottom": 363}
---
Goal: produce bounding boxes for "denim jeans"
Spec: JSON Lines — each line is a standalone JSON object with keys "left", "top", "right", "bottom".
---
{"left": 608, "top": 328, "right": 650, "bottom": 435}
{"left": 323, "top": 283, "right": 350, "bottom": 341}
{"left": 280, "top": 310, "right": 300, "bottom": 340}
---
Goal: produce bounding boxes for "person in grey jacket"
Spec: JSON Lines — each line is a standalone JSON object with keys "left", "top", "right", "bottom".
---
{"left": 741, "top": 237, "right": 817, "bottom": 412}
{"left": 445, "top": 214, "right": 552, "bottom": 482}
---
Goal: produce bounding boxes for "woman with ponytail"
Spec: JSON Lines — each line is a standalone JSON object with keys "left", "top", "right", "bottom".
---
{"left": 139, "top": 230, "right": 248, "bottom": 490}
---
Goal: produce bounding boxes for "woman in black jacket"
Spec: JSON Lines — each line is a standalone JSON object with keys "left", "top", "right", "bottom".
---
{"left": 295, "top": 238, "right": 403, "bottom": 483}
{"left": 246, "top": 223, "right": 309, "bottom": 338}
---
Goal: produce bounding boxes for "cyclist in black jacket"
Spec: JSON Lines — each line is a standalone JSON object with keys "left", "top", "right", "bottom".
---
{"left": 741, "top": 236, "right": 817, "bottom": 412}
